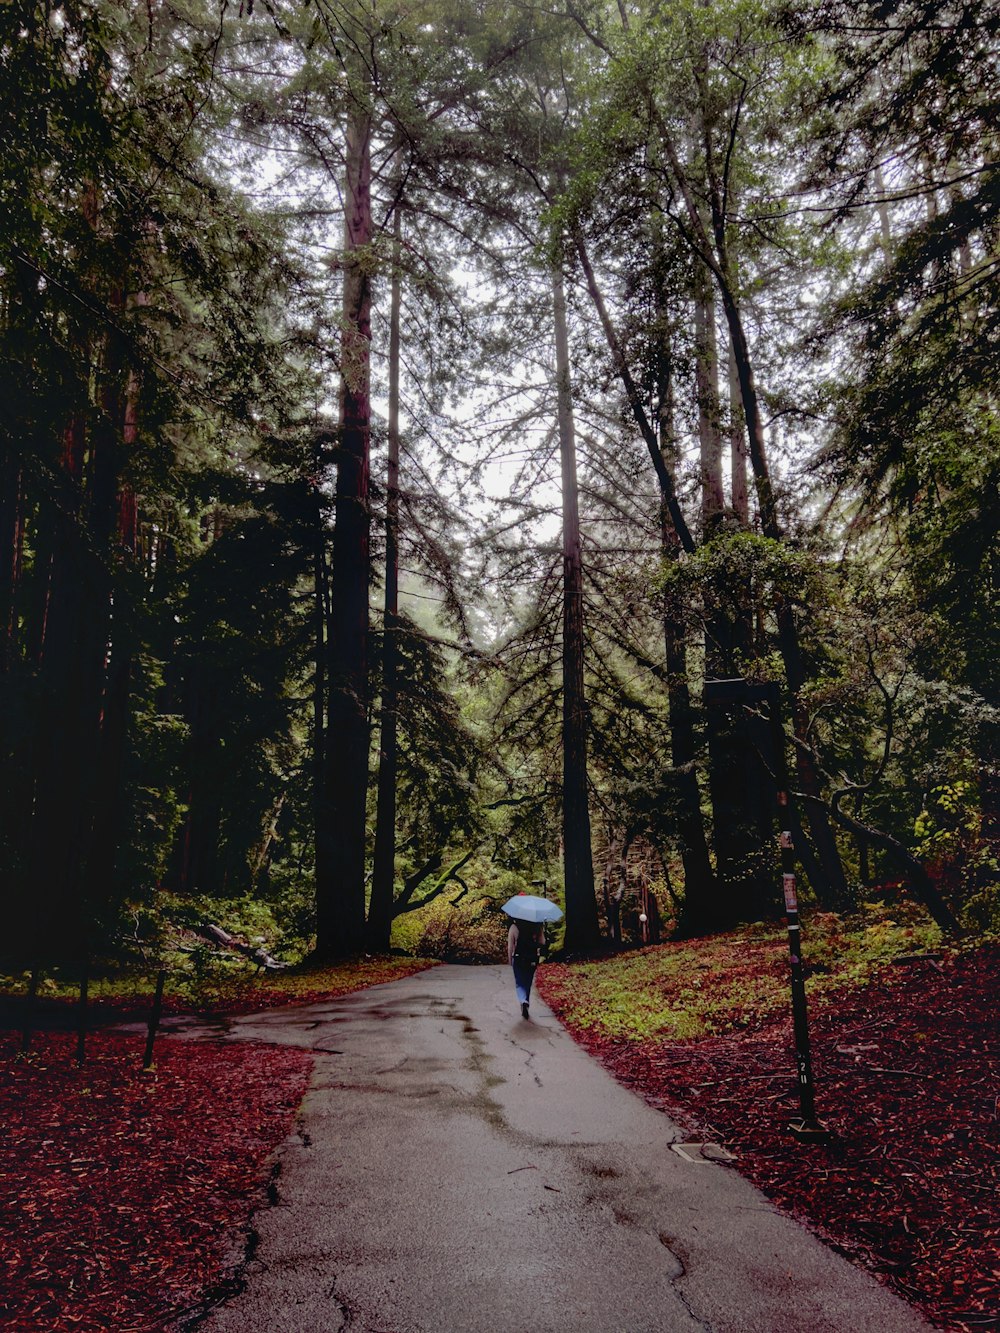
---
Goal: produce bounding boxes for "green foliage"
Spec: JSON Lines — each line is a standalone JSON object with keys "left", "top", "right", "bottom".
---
{"left": 169, "top": 505, "right": 312, "bottom": 897}
{"left": 0, "top": 0, "right": 316, "bottom": 964}
{"left": 382, "top": 619, "right": 483, "bottom": 874}
{"left": 115, "top": 705, "right": 189, "bottom": 899}
{"left": 663, "top": 531, "right": 824, "bottom": 599}
{"left": 963, "top": 883, "right": 1000, "bottom": 935}
{"left": 660, "top": 530, "right": 831, "bottom": 674}
{"left": 914, "top": 778, "right": 981, "bottom": 863}
{"left": 913, "top": 767, "right": 1000, "bottom": 928}
{"left": 816, "top": 1, "right": 1000, "bottom": 734}
{"left": 804, "top": 907, "right": 943, "bottom": 983}
{"left": 398, "top": 892, "right": 508, "bottom": 962}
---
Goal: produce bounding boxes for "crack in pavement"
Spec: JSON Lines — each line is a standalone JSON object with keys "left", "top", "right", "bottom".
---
{"left": 325, "top": 1275, "right": 355, "bottom": 1330}
{"left": 658, "top": 1233, "right": 716, "bottom": 1333}
{"left": 509, "top": 1034, "right": 545, "bottom": 1086}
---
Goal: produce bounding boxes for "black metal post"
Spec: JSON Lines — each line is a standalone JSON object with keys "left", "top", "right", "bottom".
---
{"left": 760, "top": 683, "right": 830, "bottom": 1142}
{"left": 705, "top": 679, "right": 830, "bottom": 1143}
{"left": 776, "top": 798, "right": 829, "bottom": 1137}
{"left": 143, "top": 970, "right": 166, "bottom": 1070}
{"left": 76, "top": 970, "right": 88, "bottom": 1066}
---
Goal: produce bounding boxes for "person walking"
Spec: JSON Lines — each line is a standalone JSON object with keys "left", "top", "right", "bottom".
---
{"left": 508, "top": 918, "right": 545, "bottom": 1019}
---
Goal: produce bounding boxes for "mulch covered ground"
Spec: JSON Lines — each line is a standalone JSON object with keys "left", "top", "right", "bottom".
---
{"left": 0, "top": 957, "right": 438, "bottom": 1331}
{"left": 540, "top": 945, "right": 1000, "bottom": 1333}
{"left": 0, "top": 1030, "right": 311, "bottom": 1332}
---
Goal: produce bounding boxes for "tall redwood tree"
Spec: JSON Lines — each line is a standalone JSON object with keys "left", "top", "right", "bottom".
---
{"left": 316, "top": 80, "right": 374, "bottom": 959}
{"left": 552, "top": 265, "right": 601, "bottom": 952}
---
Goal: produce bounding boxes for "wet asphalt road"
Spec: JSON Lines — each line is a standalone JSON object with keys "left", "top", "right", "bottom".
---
{"left": 181, "top": 963, "right": 931, "bottom": 1333}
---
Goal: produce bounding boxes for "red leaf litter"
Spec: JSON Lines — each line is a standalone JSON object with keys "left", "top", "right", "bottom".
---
{"left": 541, "top": 946, "right": 1000, "bottom": 1333}
{"left": 0, "top": 1032, "right": 312, "bottom": 1332}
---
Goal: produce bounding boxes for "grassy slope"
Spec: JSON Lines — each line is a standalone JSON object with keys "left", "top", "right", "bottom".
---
{"left": 539, "top": 907, "right": 944, "bottom": 1041}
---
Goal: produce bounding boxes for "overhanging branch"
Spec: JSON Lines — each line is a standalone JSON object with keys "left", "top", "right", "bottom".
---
{"left": 795, "top": 791, "right": 961, "bottom": 936}
{"left": 392, "top": 850, "right": 476, "bottom": 917}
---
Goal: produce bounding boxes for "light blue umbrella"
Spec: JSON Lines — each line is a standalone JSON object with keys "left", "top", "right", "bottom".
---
{"left": 501, "top": 894, "right": 563, "bottom": 923}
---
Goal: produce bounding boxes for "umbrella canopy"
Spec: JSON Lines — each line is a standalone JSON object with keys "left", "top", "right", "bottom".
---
{"left": 501, "top": 894, "right": 563, "bottom": 923}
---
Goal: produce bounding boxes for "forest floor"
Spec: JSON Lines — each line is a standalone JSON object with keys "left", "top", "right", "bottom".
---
{"left": 0, "top": 956, "right": 432, "bottom": 1333}
{"left": 538, "top": 917, "right": 1000, "bottom": 1333}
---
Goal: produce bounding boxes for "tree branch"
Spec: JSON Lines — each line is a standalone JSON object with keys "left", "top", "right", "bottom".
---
{"left": 393, "top": 850, "right": 476, "bottom": 917}
{"left": 572, "top": 236, "right": 697, "bottom": 553}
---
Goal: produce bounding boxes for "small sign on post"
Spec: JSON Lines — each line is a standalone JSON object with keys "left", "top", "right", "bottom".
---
{"left": 775, "top": 800, "right": 829, "bottom": 1142}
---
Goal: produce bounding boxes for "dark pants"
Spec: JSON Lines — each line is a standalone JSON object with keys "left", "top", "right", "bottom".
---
{"left": 512, "top": 958, "right": 536, "bottom": 1005}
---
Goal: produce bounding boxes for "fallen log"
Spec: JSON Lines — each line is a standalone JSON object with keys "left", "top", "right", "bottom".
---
{"left": 190, "top": 923, "right": 289, "bottom": 971}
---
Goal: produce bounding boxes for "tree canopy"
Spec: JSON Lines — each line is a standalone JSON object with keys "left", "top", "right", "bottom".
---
{"left": 1, "top": 0, "right": 996, "bottom": 967}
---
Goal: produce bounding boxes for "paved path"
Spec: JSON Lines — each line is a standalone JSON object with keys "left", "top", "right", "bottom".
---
{"left": 185, "top": 964, "right": 930, "bottom": 1333}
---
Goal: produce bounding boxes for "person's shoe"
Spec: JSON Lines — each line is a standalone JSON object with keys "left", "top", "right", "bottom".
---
{"left": 521, "top": 1001, "right": 529, "bottom": 1019}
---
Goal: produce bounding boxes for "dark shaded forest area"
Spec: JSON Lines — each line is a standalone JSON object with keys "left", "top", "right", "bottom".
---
{"left": 1, "top": 0, "right": 997, "bottom": 972}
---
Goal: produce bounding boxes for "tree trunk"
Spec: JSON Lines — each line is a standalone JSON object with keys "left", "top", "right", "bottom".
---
{"left": 368, "top": 198, "right": 403, "bottom": 952}
{"left": 26, "top": 172, "right": 127, "bottom": 962}
{"left": 82, "top": 357, "right": 143, "bottom": 910}
{"left": 655, "top": 338, "right": 718, "bottom": 931}
{"left": 728, "top": 341, "right": 749, "bottom": 527}
{"left": 574, "top": 237, "right": 696, "bottom": 555}
{"left": 696, "top": 282, "right": 771, "bottom": 925}
{"left": 662, "top": 575, "right": 721, "bottom": 934}
{"left": 0, "top": 451, "right": 22, "bottom": 674}
{"left": 312, "top": 430, "right": 328, "bottom": 923}
{"left": 714, "top": 246, "right": 853, "bottom": 912}
{"left": 15, "top": 421, "right": 75, "bottom": 959}
{"left": 727, "top": 337, "right": 753, "bottom": 664}
{"left": 552, "top": 266, "right": 601, "bottom": 953}
{"left": 647, "top": 106, "right": 852, "bottom": 909}
{"left": 316, "top": 89, "right": 373, "bottom": 959}
{"left": 695, "top": 285, "right": 724, "bottom": 530}
{"left": 579, "top": 223, "right": 721, "bottom": 930}
{"left": 30, "top": 297, "right": 124, "bottom": 961}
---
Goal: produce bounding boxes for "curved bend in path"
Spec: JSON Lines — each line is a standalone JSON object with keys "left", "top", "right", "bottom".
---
{"left": 193, "top": 963, "right": 930, "bottom": 1333}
